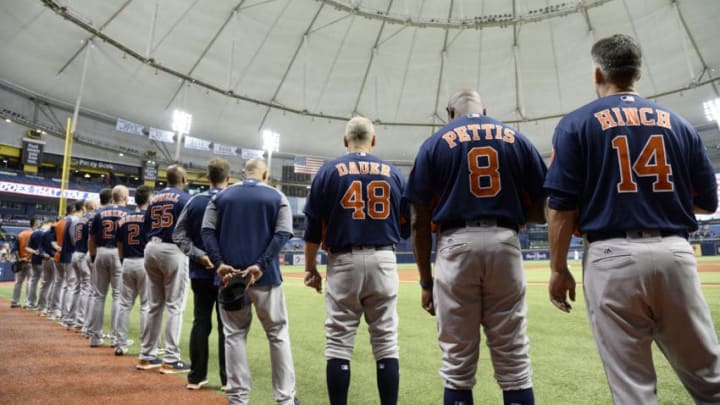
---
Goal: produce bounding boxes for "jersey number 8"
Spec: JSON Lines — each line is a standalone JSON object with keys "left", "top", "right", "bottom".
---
{"left": 341, "top": 180, "right": 391, "bottom": 220}
{"left": 468, "top": 146, "right": 501, "bottom": 198}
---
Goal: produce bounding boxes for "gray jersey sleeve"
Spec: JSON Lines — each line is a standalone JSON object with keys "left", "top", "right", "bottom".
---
{"left": 275, "top": 192, "right": 293, "bottom": 235}
{"left": 172, "top": 204, "right": 207, "bottom": 260}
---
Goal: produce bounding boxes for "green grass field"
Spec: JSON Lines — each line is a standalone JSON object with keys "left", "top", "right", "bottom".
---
{"left": 2, "top": 261, "right": 719, "bottom": 404}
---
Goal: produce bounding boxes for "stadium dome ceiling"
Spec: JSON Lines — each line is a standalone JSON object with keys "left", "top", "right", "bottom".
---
{"left": 0, "top": 0, "right": 718, "bottom": 162}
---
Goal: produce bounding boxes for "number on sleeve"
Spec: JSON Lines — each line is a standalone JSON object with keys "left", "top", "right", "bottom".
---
{"left": 468, "top": 146, "right": 501, "bottom": 198}
{"left": 612, "top": 134, "right": 673, "bottom": 193}
{"left": 340, "top": 180, "right": 391, "bottom": 220}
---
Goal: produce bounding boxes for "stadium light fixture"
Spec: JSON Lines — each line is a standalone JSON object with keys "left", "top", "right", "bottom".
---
{"left": 704, "top": 98, "right": 720, "bottom": 128}
{"left": 262, "top": 129, "right": 280, "bottom": 153}
{"left": 171, "top": 109, "right": 192, "bottom": 161}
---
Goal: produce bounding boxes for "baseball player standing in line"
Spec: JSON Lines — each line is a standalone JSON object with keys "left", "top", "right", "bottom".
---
{"left": 303, "top": 117, "right": 408, "bottom": 405}
{"left": 11, "top": 218, "right": 38, "bottom": 308}
{"left": 65, "top": 200, "right": 93, "bottom": 331}
{"left": 24, "top": 219, "right": 52, "bottom": 309}
{"left": 88, "top": 185, "right": 128, "bottom": 347}
{"left": 114, "top": 185, "right": 152, "bottom": 355}
{"left": 405, "top": 90, "right": 547, "bottom": 405}
{"left": 60, "top": 200, "right": 85, "bottom": 328}
{"left": 37, "top": 218, "right": 60, "bottom": 317}
{"left": 173, "top": 158, "right": 230, "bottom": 390}
{"left": 49, "top": 206, "right": 72, "bottom": 320}
{"left": 202, "top": 159, "right": 299, "bottom": 405}
{"left": 138, "top": 165, "right": 191, "bottom": 373}
{"left": 71, "top": 199, "right": 98, "bottom": 334}
{"left": 545, "top": 34, "right": 720, "bottom": 403}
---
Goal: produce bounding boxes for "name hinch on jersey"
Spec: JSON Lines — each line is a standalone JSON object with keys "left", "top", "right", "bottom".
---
{"left": 594, "top": 107, "right": 672, "bottom": 131}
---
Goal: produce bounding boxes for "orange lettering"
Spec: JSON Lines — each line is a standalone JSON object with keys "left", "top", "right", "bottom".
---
{"left": 348, "top": 161, "right": 359, "bottom": 175}
{"left": 380, "top": 164, "right": 391, "bottom": 177}
{"left": 611, "top": 108, "right": 626, "bottom": 126}
{"left": 623, "top": 108, "right": 640, "bottom": 126}
{"left": 336, "top": 163, "right": 348, "bottom": 176}
{"left": 467, "top": 124, "right": 482, "bottom": 141}
{"left": 370, "top": 162, "right": 380, "bottom": 175}
{"left": 639, "top": 108, "right": 655, "bottom": 126}
{"left": 594, "top": 109, "right": 617, "bottom": 130}
{"left": 495, "top": 125, "right": 504, "bottom": 140}
{"left": 442, "top": 131, "right": 457, "bottom": 149}
{"left": 503, "top": 127, "right": 516, "bottom": 144}
{"left": 481, "top": 124, "right": 494, "bottom": 140}
{"left": 656, "top": 110, "right": 671, "bottom": 130}
{"left": 358, "top": 161, "right": 369, "bottom": 174}
{"left": 455, "top": 126, "right": 471, "bottom": 142}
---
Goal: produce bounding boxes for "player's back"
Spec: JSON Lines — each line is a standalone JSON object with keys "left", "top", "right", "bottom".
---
{"left": 58, "top": 216, "right": 75, "bottom": 262}
{"left": 117, "top": 210, "right": 147, "bottom": 258}
{"left": 212, "top": 179, "right": 284, "bottom": 266}
{"left": 546, "top": 94, "right": 717, "bottom": 234}
{"left": 53, "top": 218, "right": 67, "bottom": 262}
{"left": 72, "top": 214, "right": 91, "bottom": 253}
{"left": 92, "top": 205, "right": 127, "bottom": 247}
{"left": 407, "top": 114, "right": 547, "bottom": 225}
{"left": 16, "top": 229, "right": 32, "bottom": 261}
{"left": 306, "top": 152, "right": 405, "bottom": 249}
{"left": 144, "top": 187, "right": 189, "bottom": 242}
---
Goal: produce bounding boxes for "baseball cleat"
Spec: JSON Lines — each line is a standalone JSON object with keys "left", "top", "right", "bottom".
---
{"left": 220, "top": 385, "right": 229, "bottom": 392}
{"left": 114, "top": 347, "right": 129, "bottom": 356}
{"left": 10, "top": 304, "right": 20, "bottom": 308}
{"left": 186, "top": 379, "right": 208, "bottom": 390}
{"left": 159, "top": 361, "right": 190, "bottom": 374}
{"left": 136, "top": 358, "right": 163, "bottom": 370}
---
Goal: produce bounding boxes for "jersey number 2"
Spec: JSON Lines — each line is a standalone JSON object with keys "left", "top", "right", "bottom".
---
{"left": 611, "top": 135, "right": 673, "bottom": 193}
{"left": 341, "top": 180, "right": 390, "bottom": 220}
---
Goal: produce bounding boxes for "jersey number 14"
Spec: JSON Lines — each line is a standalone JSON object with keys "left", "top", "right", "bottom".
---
{"left": 611, "top": 134, "right": 673, "bottom": 193}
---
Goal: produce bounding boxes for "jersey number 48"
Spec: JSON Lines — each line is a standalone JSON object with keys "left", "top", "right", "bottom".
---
{"left": 341, "top": 180, "right": 391, "bottom": 220}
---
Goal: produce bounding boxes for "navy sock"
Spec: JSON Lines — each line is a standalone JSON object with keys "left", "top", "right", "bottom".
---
{"left": 444, "top": 388, "right": 473, "bottom": 405}
{"left": 326, "top": 358, "right": 351, "bottom": 405}
{"left": 376, "top": 358, "right": 399, "bottom": 405}
{"left": 503, "top": 388, "right": 535, "bottom": 405}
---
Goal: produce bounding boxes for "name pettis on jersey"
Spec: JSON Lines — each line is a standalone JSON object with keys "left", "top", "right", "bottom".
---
{"left": 594, "top": 107, "right": 672, "bottom": 131}
{"left": 441, "top": 124, "right": 516, "bottom": 149}
{"left": 335, "top": 161, "right": 392, "bottom": 177}
{"left": 151, "top": 193, "right": 181, "bottom": 203}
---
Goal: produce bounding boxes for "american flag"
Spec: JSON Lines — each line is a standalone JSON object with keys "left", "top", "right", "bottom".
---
{"left": 294, "top": 156, "right": 325, "bottom": 175}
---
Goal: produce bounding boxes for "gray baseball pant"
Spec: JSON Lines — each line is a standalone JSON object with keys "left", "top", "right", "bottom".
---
{"left": 11, "top": 262, "right": 29, "bottom": 306}
{"left": 325, "top": 248, "right": 399, "bottom": 361}
{"left": 24, "top": 263, "right": 42, "bottom": 307}
{"left": 50, "top": 262, "right": 68, "bottom": 317}
{"left": 434, "top": 226, "right": 533, "bottom": 391}
{"left": 89, "top": 246, "right": 123, "bottom": 345}
{"left": 584, "top": 235, "right": 720, "bottom": 404}
{"left": 66, "top": 252, "right": 89, "bottom": 327}
{"left": 220, "top": 284, "right": 296, "bottom": 405}
{"left": 82, "top": 256, "right": 96, "bottom": 333}
{"left": 140, "top": 240, "right": 188, "bottom": 363}
{"left": 116, "top": 257, "right": 148, "bottom": 349}
{"left": 37, "top": 259, "right": 56, "bottom": 313}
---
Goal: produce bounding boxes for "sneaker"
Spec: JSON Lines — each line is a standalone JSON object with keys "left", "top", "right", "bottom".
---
{"left": 159, "top": 361, "right": 190, "bottom": 374}
{"left": 186, "top": 379, "right": 208, "bottom": 390}
{"left": 136, "top": 358, "right": 163, "bottom": 370}
{"left": 114, "top": 346, "right": 129, "bottom": 356}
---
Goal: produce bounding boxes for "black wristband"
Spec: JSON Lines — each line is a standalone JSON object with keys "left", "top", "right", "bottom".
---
{"left": 419, "top": 279, "right": 433, "bottom": 290}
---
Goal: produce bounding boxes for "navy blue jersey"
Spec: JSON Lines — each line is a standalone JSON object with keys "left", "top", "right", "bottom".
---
{"left": 28, "top": 229, "right": 44, "bottom": 265}
{"left": 404, "top": 114, "right": 548, "bottom": 225}
{"left": 202, "top": 179, "right": 293, "bottom": 287}
{"left": 177, "top": 189, "right": 220, "bottom": 279}
{"left": 544, "top": 94, "right": 718, "bottom": 234}
{"left": 117, "top": 209, "right": 147, "bottom": 258}
{"left": 59, "top": 216, "right": 75, "bottom": 263}
{"left": 144, "top": 187, "right": 190, "bottom": 243}
{"left": 41, "top": 227, "right": 57, "bottom": 257}
{"left": 70, "top": 213, "right": 92, "bottom": 253}
{"left": 304, "top": 152, "right": 407, "bottom": 248}
{"left": 91, "top": 205, "right": 128, "bottom": 247}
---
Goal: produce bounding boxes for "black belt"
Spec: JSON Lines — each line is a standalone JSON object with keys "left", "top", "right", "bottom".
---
{"left": 329, "top": 245, "right": 394, "bottom": 255}
{"left": 439, "top": 218, "right": 519, "bottom": 233}
{"left": 586, "top": 230, "right": 688, "bottom": 243}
